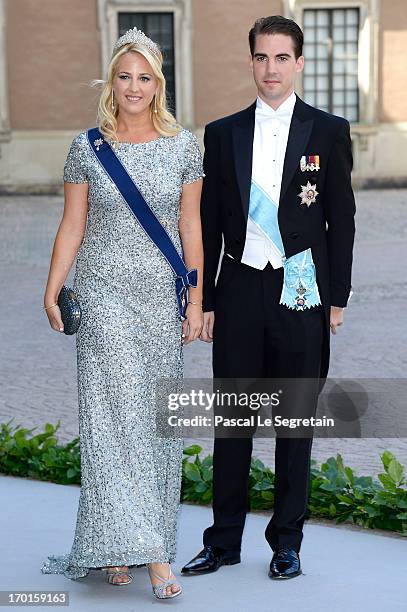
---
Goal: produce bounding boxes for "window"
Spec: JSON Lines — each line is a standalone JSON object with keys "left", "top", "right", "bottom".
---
{"left": 118, "top": 12, "right": 176, "bottom": 114}
{"left": 302, "top": 8, "right": 359, "bottom": 122}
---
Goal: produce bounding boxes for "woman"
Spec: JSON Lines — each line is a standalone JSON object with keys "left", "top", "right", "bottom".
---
{"left": 41, "top": 27, "right": 204, "bottom": 600}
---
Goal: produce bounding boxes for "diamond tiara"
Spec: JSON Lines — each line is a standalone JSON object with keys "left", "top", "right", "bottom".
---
{"left": 113, "top": 27, "right": 160, "bottom": 56}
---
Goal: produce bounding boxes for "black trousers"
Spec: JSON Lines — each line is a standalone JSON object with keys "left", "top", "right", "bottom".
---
{"left": 203, "top": 256, "right": 324, "bottom": 553}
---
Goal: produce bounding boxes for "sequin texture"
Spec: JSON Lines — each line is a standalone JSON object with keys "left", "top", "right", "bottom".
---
{"left": 41, "top": 128, "right": 204, "bottom": 580}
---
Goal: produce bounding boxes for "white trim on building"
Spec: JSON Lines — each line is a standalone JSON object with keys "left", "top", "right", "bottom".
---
{"left": 283, "top": 0, "right": 407, "bottom": 186}
{"left": 96, "top": 0, "right": 194, "bottom": 127}
{"left": 0, "top": 0, "right": 10, "bottom": 142}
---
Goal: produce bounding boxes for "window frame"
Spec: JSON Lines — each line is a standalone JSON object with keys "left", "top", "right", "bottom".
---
{"left": 96, "top": 0, "right": 194, "bottom": 126}
{"left": 302, "top": 6, "right": 360, "bottom": 122}
{"left": 284, "top": 0, "right": 380, "bottom": 127}
{"left": 117, "top": 11, "right": 177, "bottom": 114}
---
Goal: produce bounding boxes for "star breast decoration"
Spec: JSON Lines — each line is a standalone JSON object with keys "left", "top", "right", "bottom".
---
{"left": 298, "top": 181, "right": 319, "bottom": 207}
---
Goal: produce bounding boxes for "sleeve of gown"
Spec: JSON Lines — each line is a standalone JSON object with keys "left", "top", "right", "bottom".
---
{"left": 182, "top": 131, "right": 205, "bottom": 184}
{"left": 63, "top": 133, "right": 89, "bottom": 184}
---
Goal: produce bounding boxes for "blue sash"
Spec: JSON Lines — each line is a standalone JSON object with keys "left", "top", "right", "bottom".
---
{"left": 87, "top": 128, "right": 197, "bottom": 321}
{"left": 248, "top": 181, "right": 321, "bottom": 310}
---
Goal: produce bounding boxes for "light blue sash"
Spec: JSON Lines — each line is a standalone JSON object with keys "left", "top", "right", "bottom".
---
{"left": 249, "top": 181, "right": 321, "bottom": 310}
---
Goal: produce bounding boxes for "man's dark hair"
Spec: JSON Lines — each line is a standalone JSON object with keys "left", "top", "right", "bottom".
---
{"left": 249, "top": 15, "right": 304, "bottom": 59}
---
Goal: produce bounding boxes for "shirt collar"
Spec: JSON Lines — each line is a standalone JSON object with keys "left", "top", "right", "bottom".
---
{"left": 255, "top": 91, "right": 296, "bottom": 123}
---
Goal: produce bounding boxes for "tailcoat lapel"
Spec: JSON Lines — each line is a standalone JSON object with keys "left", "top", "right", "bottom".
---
{"left": 231, "top": 95, "right": 314, "bottom": 215}
{"left": 232, "top": 102, "right": 256, "bottom": 219}
{"left": 280, "top": 96, "right": 314, "bottom": 203}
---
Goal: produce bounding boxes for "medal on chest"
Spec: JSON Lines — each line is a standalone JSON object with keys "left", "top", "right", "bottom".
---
{"left": 300, "top": 155, "right": 320, "bottom": 172}
{"left": 298, "top": 181, "right": 319, "bottom": 207}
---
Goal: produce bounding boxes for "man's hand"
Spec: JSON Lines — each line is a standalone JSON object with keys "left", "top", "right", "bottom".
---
{"left": 200, "top": 311, "right": 215, "bottom": 342}
{"left": 330, "top": 306, "right": 344, "bottom": 335}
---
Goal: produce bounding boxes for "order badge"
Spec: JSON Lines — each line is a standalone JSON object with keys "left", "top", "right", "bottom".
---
{"left": 298, "top": 181, "right": 319, "bottom": 207}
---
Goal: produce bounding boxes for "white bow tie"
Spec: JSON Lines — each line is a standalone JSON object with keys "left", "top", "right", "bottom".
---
{"left": 256, "top": 106, "right": 292, "bottom": 125}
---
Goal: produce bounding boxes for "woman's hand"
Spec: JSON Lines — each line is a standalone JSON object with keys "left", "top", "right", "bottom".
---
{"left": 43, "top": 182, "right": 88, "bottom": 335}
{"left": 179, "top": 179, "right": 204, "bottom": 346}
{"left": 182, "top": 303, "right": 203, "bottom": 345}
{"left": 44, "top": 300, "right": 64, "bottom": 333}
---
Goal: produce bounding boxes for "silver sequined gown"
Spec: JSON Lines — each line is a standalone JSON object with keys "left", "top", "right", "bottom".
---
{"left": 41, "top": 128, "right": 204, "bottom": 580}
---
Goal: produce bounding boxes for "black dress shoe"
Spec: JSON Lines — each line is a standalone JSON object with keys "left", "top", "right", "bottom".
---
{"left": 268, "top": 548, "right": 302, "bottom": 580}
{"left": 181, "top": 546, "right": 241, "bottom": 575}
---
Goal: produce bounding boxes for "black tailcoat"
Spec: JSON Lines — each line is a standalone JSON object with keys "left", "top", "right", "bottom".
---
{"left": 200, "top": 95, "right": 356, "bottom": 380}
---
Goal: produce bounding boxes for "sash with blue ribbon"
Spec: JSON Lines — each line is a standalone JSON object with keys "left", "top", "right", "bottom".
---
{"left": 249, "top": 181, "right": 321, "bottom": 310}
{"left": 87, "top": 127, "right": 197, "bottom": 321}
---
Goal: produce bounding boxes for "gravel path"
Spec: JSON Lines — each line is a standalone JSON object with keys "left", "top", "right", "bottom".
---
{"left": 0, "top": 190, "right": 406, "bottom": 477}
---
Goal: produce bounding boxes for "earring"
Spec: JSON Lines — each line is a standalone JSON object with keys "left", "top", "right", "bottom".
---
{"left": 111, "top": 91, "right": 115, "bottom": 110}
{"left": 153, "top": 95, "right": 158, "bottom": 114}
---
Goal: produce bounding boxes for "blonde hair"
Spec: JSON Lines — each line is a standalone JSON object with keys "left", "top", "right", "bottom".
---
{"left": 93, "top": 42, "right": 181, "bottom": 142}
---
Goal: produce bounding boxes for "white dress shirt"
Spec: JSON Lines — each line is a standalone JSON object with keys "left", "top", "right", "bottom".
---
{"left": 241, "top": 91, "right": 296, "bottom": 270}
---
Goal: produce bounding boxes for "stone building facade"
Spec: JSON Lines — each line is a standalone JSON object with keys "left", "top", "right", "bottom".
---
{"left": 0, "top": 0, "right": 406, "bottom": 191}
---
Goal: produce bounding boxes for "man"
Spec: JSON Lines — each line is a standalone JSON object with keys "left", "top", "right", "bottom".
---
{"left": 182, "top": 15, "right": 355, "bottom": 579}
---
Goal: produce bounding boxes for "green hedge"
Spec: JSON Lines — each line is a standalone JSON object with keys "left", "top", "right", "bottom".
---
{"left": 1, "top": 420, "right": 406, "bottom": 535}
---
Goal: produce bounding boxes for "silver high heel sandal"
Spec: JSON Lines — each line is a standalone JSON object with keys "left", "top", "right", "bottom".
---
{"left": 103, "top": 566, "right": 133, "bottom": 586}
{"left": 147, "top": 564, "right": 182, "bottom": 599}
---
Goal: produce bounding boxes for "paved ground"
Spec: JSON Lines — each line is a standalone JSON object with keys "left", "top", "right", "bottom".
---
{"left": 1, "top": 473, "right": 406, "bottom": 612}
{"left": 0, "top": 191, "right": 406, "bottom": 477}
